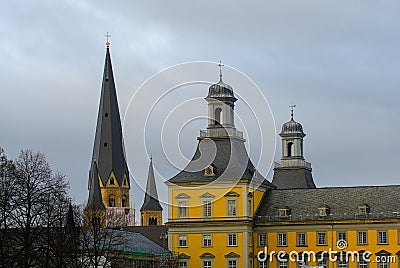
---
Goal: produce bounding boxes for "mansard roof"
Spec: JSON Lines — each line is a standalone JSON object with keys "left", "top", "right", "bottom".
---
{"left": 167, "top": 137, "right": 273, "bottom": 188}
{"left": 255, "top": 185, "right": 400, "bottom": 222}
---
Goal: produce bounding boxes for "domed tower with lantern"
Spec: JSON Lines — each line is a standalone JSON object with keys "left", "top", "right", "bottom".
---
{"left": 272, "top": 105, "right": 316, "bottom": 189}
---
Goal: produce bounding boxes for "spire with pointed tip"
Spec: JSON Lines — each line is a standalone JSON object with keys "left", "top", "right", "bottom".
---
{"left": 66, "top": 202, "right": 75, "bottom": 227}
{"left": 85, "top": 161, "right": 106, "bottom": 211}
{"left": 89, "top": 45, "right": 130, "bottom": 189}
{"left": 140, "top": 158, "right": 162, "bottom": 211}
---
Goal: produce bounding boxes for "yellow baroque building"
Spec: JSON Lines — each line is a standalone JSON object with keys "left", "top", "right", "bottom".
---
{"left": 166, "top": 73, "right": 400, "bottom": 268}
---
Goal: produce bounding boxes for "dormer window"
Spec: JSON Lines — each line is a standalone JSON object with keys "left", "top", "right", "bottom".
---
{"left": 110, "top": 177, "right": 115, "bottom": 185}
{"left": 279, "top": 208, "right": 290, "bottom": 218}
{"left": 123, "top": 178, "right": 127, "bottom": 186}
{"left": 318, "top": 206, "right": 330, "bottom": 217}
{"left": 358, "top": 205, "right": 369, "bottom": 215}
{"left": 204, "top": 165, "right": 215, "bottom": 177}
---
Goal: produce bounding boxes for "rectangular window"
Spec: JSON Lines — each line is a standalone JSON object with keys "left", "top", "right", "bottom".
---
{"left": 279, "top": 260, "right": 288, "bottom": 268}
{"left": 378, "top": 231, "right": 388, "bottom": 244}
{"left": 227, "top": 199, "right": 237, "bottom": 216}
{"left": 318, "top": 259, "right": 328, "bottom": 268}
{"left": 258, "top": 261, "right": 268, "bottom": 268}
{"left": 203, "top": 261, "right": 212, "bottom": 268}
{"left": 178, "top": 235, "right": 187, "bottom": 247}
{"left": 278, "top": 233, "right": 287, "bottom": 246}
{"left": 358, "top": 260, "right": 368, "bottom": 268}
{"left": 378, "top": 261, "right": 389, "bottom": 268}
{"left": 178, "top": 201, "right": 188, "bottom": 218}
{"left": 297, "top": 233, "right": 307, "bottom": 246}
{"left": 179, "top": 262, "right": 188, "bottom": 268}
{"left": 317, "top": 232, "right": 327, "bottom": 245}
{"left": 203, "top": 200, "right": 212, "bottom": 218}
{"left": 259, "top": 234, "right": 268, "bottom": 247}
{"left": 338, "top": 232, "right": 347, "bottom": 242}
{"left": 203, "top": 234, "right": 212, "bottom": 247}
{"left": 358, "top": 231, "right": 367, "bottom": 245}
{"left": 228, "top": 260, "right": 237, "bottom": 268}
{"left": 228, "top": 233, "right": 237, "bottom": 246}
{"left": 279, "top": 209, "right": 289, "bottom": 218}
{"left": 338, "top": 259, "right": 347, "bottom": 268}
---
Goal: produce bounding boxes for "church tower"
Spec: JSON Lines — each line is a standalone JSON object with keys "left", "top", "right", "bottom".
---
{"left": 272, "top": 105, "right": 316, "bottom": 189}
{"left": 87, "top": 41, "right": 131, "bottom": 226}
{"left": 141, "top": 158, "right": 163, "bottom": 226}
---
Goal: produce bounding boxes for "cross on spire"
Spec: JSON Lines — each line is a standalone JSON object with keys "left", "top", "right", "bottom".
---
{"left": 105, "top": 32, "right": 111, "bottom": 47}
{"left": 218, "top": 60, "right": 224, "bottom": 80}
{"left": 289, "top": 103, "right": 296, "bottom": 119}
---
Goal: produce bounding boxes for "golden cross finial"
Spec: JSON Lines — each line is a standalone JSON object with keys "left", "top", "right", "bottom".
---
{"left": 289, "top": 103, "right": 296, "bottom": 119}
{"left": 105, "top": 32, "right": 111, "bottom": 47}
{"left": 218, "top": 60, "right": 224, "bottom": 80}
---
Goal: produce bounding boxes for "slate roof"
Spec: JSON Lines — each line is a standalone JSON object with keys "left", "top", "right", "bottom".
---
{"left": 108, "top": 229, "right": 169, "bottom": 254}
{"left": 122, "top": 225, "right": 168, "bottom": 249}
{"left": 141, "top": 159, "right": 163, "bottom": 211}
{"left": 89, "top": 46, "right": 129, "bottom": 187}
{"left": 272, "top": 167, "right": 316, "bottom": 189}
{"left": 85, "top": 161, "right": 106, "bottom": 211}
{"left": 167, "top": 136, "right": 274, "bottom": 188}
{"left": 255, "top": 185, "right": 400, "bottom": 222}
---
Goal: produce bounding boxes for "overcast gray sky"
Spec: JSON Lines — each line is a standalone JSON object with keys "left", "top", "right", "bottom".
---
{"left": 1, "top": 0, "right": 399, "bottom": 221}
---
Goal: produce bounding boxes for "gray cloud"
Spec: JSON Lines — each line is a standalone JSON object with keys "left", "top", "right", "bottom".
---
{"left": 1, "top": 0, "right": 399, "bottom": 221}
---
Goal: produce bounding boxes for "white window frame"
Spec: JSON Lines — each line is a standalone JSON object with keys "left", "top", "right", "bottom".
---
{"left": 227, "top": 259, "right": 237, "bottom": 268}
{"left": 279, "top": 259, "right": 288, "bottom": 268}
{"left": 317, "top": 232, "right": 327, "bottom": 245}
{"left": 178, "top": 200, "right": 188, "bottom": 218}
{"left": 203, "top": 260, "right": 212, "bottom": 268}
{"left": 259, "top": 233, "right": 268, "bottom": 247}
{"left": 202, "top": 234, "right": 212, "bottom": 247}
{"left": 178, "top": 235, "right": 187, "bottom": 247}
{"left": 378, "top": 231, "right": 388, "bottom": 244}
{"left": 337, "top": 232, "right": 347, "bottom": 242}
{"left": 278, "top": 233, "right": 287, "bottom": 246}
{"left": 227, "top": 233, "right": 237, "bottom": 246}
{"left": 297, "top": 232, "right": 307, "bottom": 246}
{"left": 358, "top": 231, "right": 367, "bottom": 245}
{"left": 203, "top": 200, "right": 212, "bottom": 218}
{"left": 227, "top": 199, "right": 238, "bottom": 217}
{"left": 179, "top": 261, "right": 188, "bottom": 268}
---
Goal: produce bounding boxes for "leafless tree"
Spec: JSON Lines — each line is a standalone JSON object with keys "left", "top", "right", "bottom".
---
{"left": 79, "top": 209, "right": 126, "bottom": 268}
{"left": 0, "top": 148, "right": 17, "bottom": 267}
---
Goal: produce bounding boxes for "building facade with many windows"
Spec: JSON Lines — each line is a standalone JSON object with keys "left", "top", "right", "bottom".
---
{"left": 165, "top": 73, "right": 400, "bottom": 268}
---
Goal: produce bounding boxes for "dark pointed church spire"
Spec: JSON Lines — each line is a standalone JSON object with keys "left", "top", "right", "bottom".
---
{"left": 89, "top": 44, "right": 129, "bottom": 188}
{"left": 141, "top": 158, "right": 162, "bottom": 211}
{"left": 86, "top": 161, "right": 106, "bottom": 210}
{"left": 66, "top": 202, "right": 75, "bottom": 228}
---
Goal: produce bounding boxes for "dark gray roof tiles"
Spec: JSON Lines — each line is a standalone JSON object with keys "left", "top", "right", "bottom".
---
{"left": 89, "top": 47, "right": 129, "bottom": 187}
{"left": 85, "top": 161, "right": 106, "bottom": 211}
{"left": 167, "top": 137, "right": 274, "bottom": 188}
{"left": 255, "top": 185, "right": 400, "bottom": 222}
{"left": 272, "top": 168, "right": 316, "bottom": 189}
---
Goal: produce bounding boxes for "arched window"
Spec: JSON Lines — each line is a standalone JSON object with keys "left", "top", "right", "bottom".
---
{"left": 121, "top": 195, "right": 127, "bottom": 207}
{"left": 109, "top": 196, "right": 116, "bottom": 207}
{"left": 149, "top": 217, "right": 157, "bottom": 226}
{"left": 214, "top": 108, "right": 222, "bottom": 125}
{"left": 287, "top": 142, "right": 293, "bottom": 157}
{"left": 109, "top": 177, "right": 115, "bottom": 185}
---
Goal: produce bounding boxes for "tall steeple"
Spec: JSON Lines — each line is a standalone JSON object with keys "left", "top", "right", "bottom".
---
{"left": 87, "top": 42, "right": 130, "bottom": 213}
{"left": 141, "top": 158, "right": 163, "bottom": 226}
{"left": 85, "top": 161, "right": 106, "bottom": 211}
{"left": 272, "top": 106, "right": 316, "bottom": 189}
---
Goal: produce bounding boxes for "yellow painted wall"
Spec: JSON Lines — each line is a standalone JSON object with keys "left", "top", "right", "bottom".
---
{"left": 254, "top": 225, "right": 400, "bottom": 268}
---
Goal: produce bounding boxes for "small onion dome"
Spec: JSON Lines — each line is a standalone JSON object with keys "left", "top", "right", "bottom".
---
{"left": 207, "top": 78, "right": 236, "bottom": 99}
{"left": 280, "top": 118, "right": 305, "bottom": 136}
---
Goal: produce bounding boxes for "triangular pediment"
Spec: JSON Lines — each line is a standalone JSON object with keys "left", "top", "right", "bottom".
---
{"left": 200, "top": 192, "right": 215, "bottom": 199}
{"left": 225, "top": 252, "right": 240, "bottom": 258}
{"left": 200, "top": 252, "right": 215, "bottom": 259}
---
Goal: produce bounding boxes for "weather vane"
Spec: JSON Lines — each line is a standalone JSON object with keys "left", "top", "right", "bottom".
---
{"left": 218, "top": 60, "right": 224, "bottom": 80}
{"left": 105, "top": 32, "right": 111, "bottom": 47}
{"left": 289, "top": 103, "right": 296, "bottom": 119}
